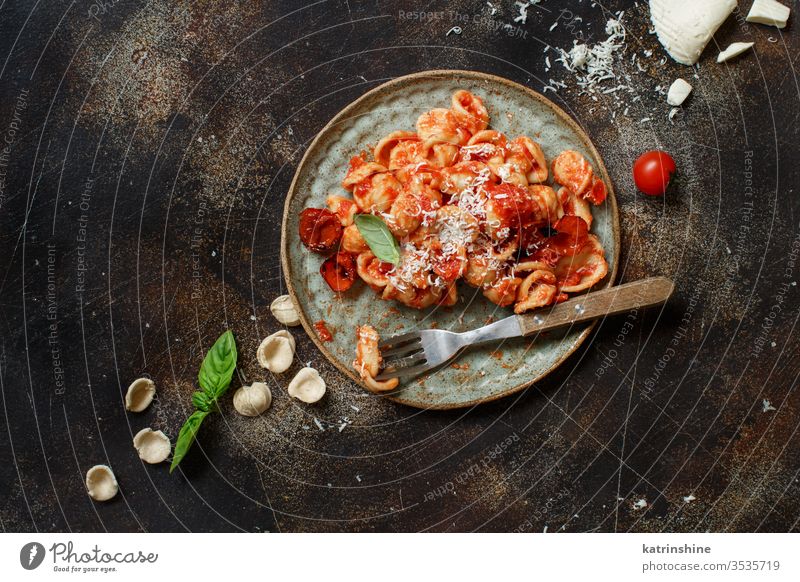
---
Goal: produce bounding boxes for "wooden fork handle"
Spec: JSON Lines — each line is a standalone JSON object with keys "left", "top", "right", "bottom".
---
{"left": 517, "top": 277, "right": 674, "bottom": 336}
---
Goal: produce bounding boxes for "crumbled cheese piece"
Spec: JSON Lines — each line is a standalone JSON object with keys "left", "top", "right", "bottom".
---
{"left": 717, "top": 42, "right": 755, "bottom": 63}
{"left": 762, "top": 399, "right": 777, "bottom": 412}
{"left": 650, "top": 0, "right": 737, "bottom": 65}
{"left": 569, "top": 44, "right": 590, "bottom": 69}
{"left": 746, "top": 0, "right": 790, "bottom": 28}
{"left": 633, "top": 498, "right": 648, "bottom": 510}
{"left": 666, "top": 78, "right": 692, "bottom": 106}
{"left": 683, "top": 494, "right": 696, "bottom": 503}
{"left": 557, "top": 18, "right": 627, "bottom": 96}
{"left": 514, "top": 1, "right": 528, "bottom": 24}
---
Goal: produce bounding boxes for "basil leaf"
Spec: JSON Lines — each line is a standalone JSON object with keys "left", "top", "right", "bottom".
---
{"left": 191, "top": 391, "right": 211, "bottom": 412}
{"left": 198, "top": 330, "right": 237, "bottom": 399}
{"left": 354, "top": 214, "right": 401, "bottom": 265}
{"left": 171, "top": 330, "right": 238, "bottom": 474}
{"left": 169, "top": 409, "right": 210, "bottom": 473}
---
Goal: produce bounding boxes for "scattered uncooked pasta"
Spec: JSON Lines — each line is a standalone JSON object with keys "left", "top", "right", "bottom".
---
{"left": 85, "top": 465, "right": 118, "bottom": 501}
{"left": 133, "top": 428, "right": 171, "bottom": 464}
{"left": 257, "top": 330, "right": 295, "bottom": 373}
{"left": 270, "top": 295, "right": 301, "bottom": 326}
{"left": 233, "top": 382, "right": 272, "bottom": 416}
{"left": 287, "top": 368, "right": 326, "bottom": 403}
{"left": 124, "top": 378, "right": 155, "bottom": 412}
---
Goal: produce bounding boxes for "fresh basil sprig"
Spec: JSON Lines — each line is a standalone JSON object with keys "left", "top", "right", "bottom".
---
{"left": 354, "top": 214, "right": 401, "bottom": 265}
{"left": 170, "top": 330, "right": 237, "bottom": 473}
{"left": 198, "top": 329, "right": 237, "bottom": 398}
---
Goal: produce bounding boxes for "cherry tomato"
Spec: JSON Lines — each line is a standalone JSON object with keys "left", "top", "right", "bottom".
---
{"left": 299, "top": 208, "right": 343, "bottom": 253}
{"left": 633, "top": 150, "right": 676, "bottom": 196}
{"left": 320, "top": 252, "right": 356, "bottom": 292}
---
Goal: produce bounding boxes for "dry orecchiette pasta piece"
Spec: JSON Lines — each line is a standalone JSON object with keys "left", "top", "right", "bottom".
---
{"left": 233, "top": 382, "right": 272, "bottom": 416}
{"left": 557, "top": 186, "right": 593, "bottom": 229}
{"left": 373, "top": 130, "right": 419, "bottom": 167}
{"left": 554, "top": 234, "right": 608, "bottom": 293}
{"left": 326, "top": 195, "right": 358, "bottom": 226}
{"left": 257, "top": 330, "right": 295, "bottom": 373}
{"left": 354, "top": 325, "right": 399, "bottom": 393}
{"left": 416, "top": 108, "right": 468, "bottom": 146}
{"left": 353, "top": 172, "right": 402, "bottom": 213}
{"left": 551, "top": 150, "right": 593, "bottom": 196}
{"left": 287, "top": 367, "right": 326, "bottom": 403}
{"left": 514, "top": 268, "right": 558, "bottom": 314}
{"left": 86, "top": 465, "right": 118, "bottom": 502}
{"left": 341, "top": 156, "right": 388, "bottom": 191}
{"left": 133, "top": 428, "right": 171, "bottom": 464}
{"left": 125, "top": 377, "right": 155, "bottom": 412}
{"left": 451, "top": 90, "right": 489, "bottom": 135}
{"left": 270, "top": 295, "right": 301, "bottom": 326}
{"left": 341, "top": 224, "right": 370, "bottom": 254}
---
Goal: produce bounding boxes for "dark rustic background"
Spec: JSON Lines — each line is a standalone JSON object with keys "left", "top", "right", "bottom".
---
{"left": 1, "top": 0, "right": 798, "bottom": 533}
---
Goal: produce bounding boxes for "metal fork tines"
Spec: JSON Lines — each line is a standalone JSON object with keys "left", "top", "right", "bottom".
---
{"left": 372, "top": 277, "right": 675, "bottom": 383}
{"left": 374, "top": 316, "right": 523, "bottom": 381}
{"left": 375, "top": 331, "right": 430, "bottom": 381}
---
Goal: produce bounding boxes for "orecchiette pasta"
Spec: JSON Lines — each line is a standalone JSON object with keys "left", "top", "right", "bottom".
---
{"left": 326, "top": 195, "right": 357, "bottom": 226}
{"left": 297, "top": 90, "right": 610, "bottom": 388}
{"left": 354, "top": 325, "right": 399, "bottom": 392}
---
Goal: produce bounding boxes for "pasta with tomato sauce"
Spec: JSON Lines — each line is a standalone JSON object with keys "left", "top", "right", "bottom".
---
{"left": 297, "top": 91, "right": 609, "bottom": 390}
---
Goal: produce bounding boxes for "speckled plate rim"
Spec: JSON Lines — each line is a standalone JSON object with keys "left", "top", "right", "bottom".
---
{"left": 280, "top": 69, "right": 620, "bottom": 410}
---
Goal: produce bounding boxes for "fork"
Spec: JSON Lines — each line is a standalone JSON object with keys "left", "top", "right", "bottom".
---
{"left": 375, "top": 276, "right": 674, "bottom": 381}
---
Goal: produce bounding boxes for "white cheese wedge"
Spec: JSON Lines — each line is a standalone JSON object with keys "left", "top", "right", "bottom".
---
{"left": 667, "top": 78, "right": 693, "bottom": 106}
{"left": 717, "top": 42, "right": 755, "bottom": 62}
{"left": 746, "top": 0, "right": 790, "bottom": 28}
{"left": 650, "top": 0, "right": 737, "bottom": 65}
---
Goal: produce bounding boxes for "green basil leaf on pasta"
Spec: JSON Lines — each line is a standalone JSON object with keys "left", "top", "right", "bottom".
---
{"left": 354, "top": 214, "right": 401, "bottom": 265}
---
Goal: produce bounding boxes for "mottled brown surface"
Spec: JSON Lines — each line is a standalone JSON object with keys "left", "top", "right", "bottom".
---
{"left": 0, "top": 0, "right": 798, "bottom": 532}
